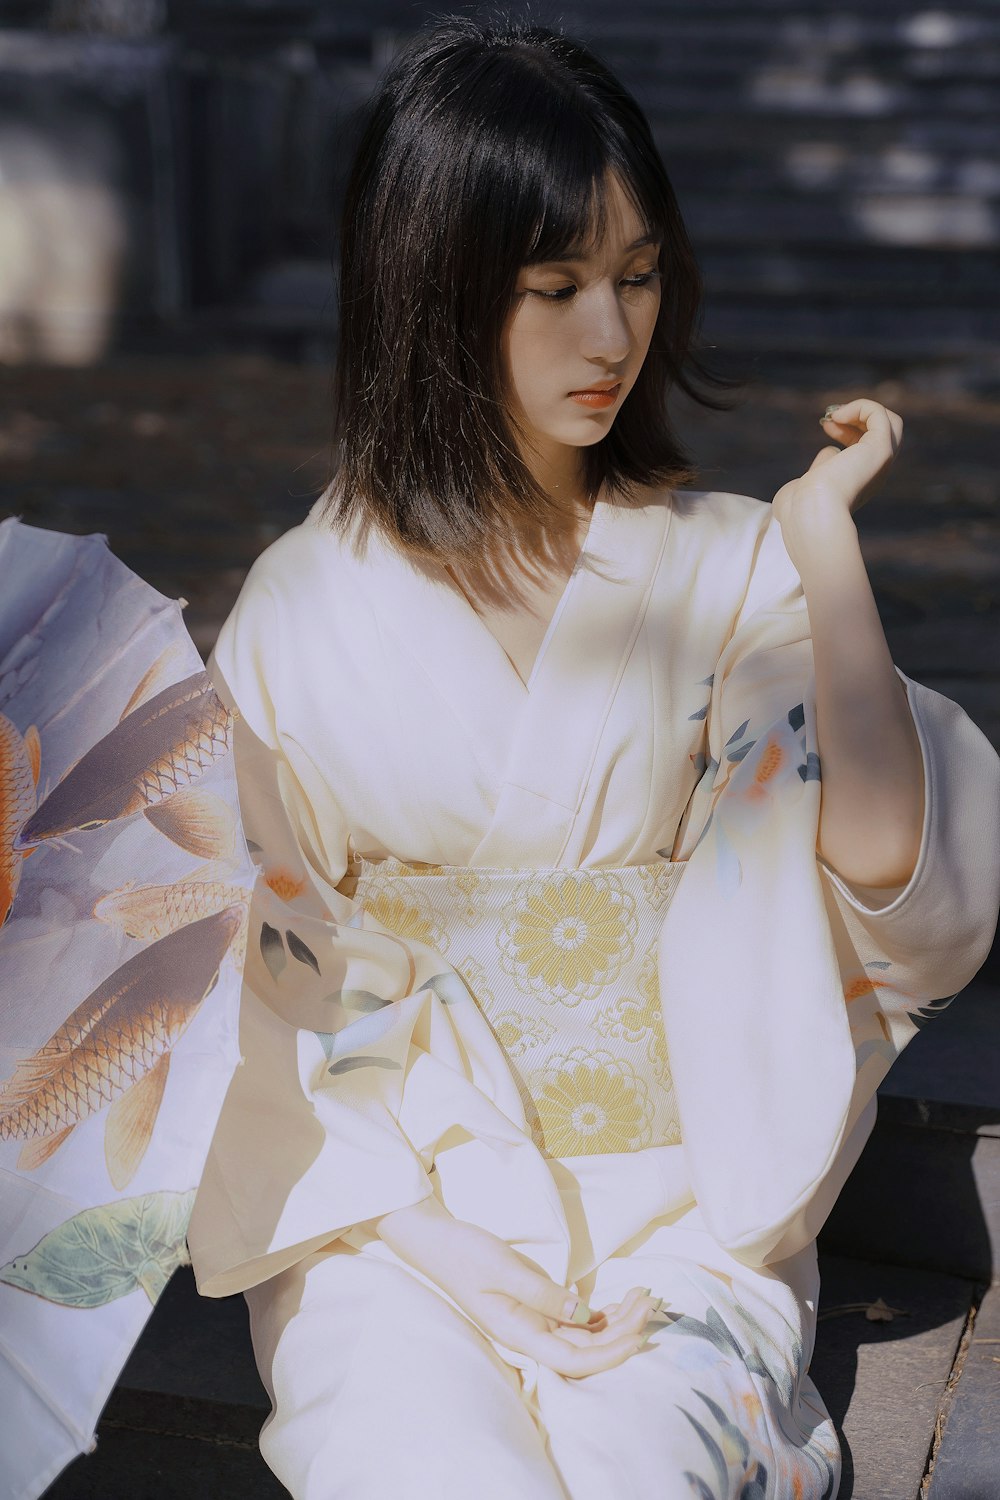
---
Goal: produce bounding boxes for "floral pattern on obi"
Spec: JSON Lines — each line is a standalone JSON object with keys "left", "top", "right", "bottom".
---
{"left": 497, "top": 872, "right": 639, "bottom": 1004}
{"left": 353, "top": 858, "right": 685, "bottom": 1157}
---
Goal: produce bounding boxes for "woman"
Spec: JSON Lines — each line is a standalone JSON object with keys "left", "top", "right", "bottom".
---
{"left": 186, "top": 18, "right": 1000, "bottom": 1499}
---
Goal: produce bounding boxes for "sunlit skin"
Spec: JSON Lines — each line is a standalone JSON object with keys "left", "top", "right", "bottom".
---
{"left": 503, "top": 171, "right": 661, "bottom": 502}
{"left": 442, "top": 174, "right": 662, "bottom": 678}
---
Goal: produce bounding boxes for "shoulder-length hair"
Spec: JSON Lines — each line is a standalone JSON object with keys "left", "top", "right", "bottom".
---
{"left": 323, "top": 16, "right": 743, "bottom": 590}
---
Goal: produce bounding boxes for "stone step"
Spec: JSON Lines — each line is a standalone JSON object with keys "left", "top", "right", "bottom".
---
{"left": 820, "top": 982, "right": 1000, "bottom": 1283}
{"left": 652, "top": 117, "right": 1000, "bottom": 155}
{"left": 924, "top": 1280, "right": 1000, "bottom": 1498}
{"left": 811, "top": 1256, "right": 976, "bottom": 1500}
{"left": 39, "top": 1251, "right": 977, "bottom": 1499}
{"left": 584, "top": 14, "right": 1000, "bottom": 47}
{"left": 676, "top": 194, "right": 999, "bottom": 249}
{"left": 666, "top": 155, "right": 1000, "bottom": 202}
{"left": 603, "top": 50, "right": 1000, "bottom": 87}
{"left": 698, "top": 247, "right": 1000, "bottom": 298}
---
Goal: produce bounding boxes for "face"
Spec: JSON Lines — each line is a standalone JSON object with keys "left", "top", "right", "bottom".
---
{"left": 503, "top": 172, "right": 662, "bottom": 492}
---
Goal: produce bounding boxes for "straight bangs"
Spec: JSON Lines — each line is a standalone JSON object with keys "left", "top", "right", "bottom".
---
{"left": 325, "top": 19, "right": 743, "bottom": 591}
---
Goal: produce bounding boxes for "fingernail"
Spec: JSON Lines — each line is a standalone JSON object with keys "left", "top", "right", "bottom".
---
{"left": 651, "top": 1296, "right": 664, "bottom": 1312}
{"left": 822, "top": 404, "right": 840, "bottom": 419}
{"left": 639, "top": 1286, "right": 652, "bottom": 1296}
{"left": 569, "top": 1299, "right": 593, "bottom": 1325}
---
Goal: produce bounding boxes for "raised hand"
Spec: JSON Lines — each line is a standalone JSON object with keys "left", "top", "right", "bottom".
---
{"left": 373, "top": 1195, "right": 660, "bottom": 1377}
{"left": 771, "top": 397, "right": 904, "bottom": 569}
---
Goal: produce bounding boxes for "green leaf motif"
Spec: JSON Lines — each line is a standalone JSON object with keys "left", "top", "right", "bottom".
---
{"left": 908, "top": 993, "right": 959, "bottom": 1030}
{"left": 797, "top": 751, "right": 822, "bottom": 783}
{"left": 260, "top": 922, "right": 286, "bottom": 980}
{"left": 0, "top": 1188, "right": 196, "bottom": 1308}
{"left": 325, "top": 989, "right": 391, "bottom": 1013}
{"left": 286, "top": 929, "right": 320, "bottom": 975}
{"left": 423, "top": 972, "right": 472, "bottom": 1007}
{"left": 328, "top": 1055, "right": 402, "bottom": 1076}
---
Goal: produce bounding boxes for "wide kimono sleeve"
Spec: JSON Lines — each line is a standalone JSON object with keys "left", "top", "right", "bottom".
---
{"left": 185, "top": 571, "right": 572, "bottom": 1298}
{"left": 658, "top": 510, "right": 1000, "bottom": 1268}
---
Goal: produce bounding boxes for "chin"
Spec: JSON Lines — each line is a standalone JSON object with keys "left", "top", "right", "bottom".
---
{"left": 555, "top": 417, "right": 617, "bottom": 449}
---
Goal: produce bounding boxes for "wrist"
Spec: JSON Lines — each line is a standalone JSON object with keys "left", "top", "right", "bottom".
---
{"left": 782, "top": 503, "right": 860, "bottom": 581}
{"left": 372, "top": 1191, "right": 451, "bottom": 1250}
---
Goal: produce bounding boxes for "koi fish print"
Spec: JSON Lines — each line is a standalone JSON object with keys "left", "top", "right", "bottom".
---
{"left": 14, "top": 671, "right": 235, "bottom": 860}
{"left": 0, "top": 711, "right": 41, "bottom": 926}
{"left": 94, "top": 869, "right": 250, "bottom": 972}
{"left": 0, "top": 905, "right": 243, "bottom": 1188}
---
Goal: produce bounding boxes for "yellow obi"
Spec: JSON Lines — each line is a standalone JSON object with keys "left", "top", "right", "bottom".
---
{"left": 352, "top": 857, "right": 685, "bottom": 1159}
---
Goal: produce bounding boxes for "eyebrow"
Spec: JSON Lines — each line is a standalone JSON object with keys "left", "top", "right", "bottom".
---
{"left": 528, "top": 231, "right": 661, "bottom": 267}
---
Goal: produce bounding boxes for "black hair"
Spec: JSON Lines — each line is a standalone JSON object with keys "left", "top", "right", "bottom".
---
{"left": 324, "top": 15, "right": 743, "bottom": 593}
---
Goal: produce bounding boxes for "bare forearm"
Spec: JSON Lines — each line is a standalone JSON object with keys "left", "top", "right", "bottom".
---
{"left": 791, "top": 509, "right": 924, "bottom": 888}
{"left": 371, "top": 1193, "right": 456, "bottom": 1274}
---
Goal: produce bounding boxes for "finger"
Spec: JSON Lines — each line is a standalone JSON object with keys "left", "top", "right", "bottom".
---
{"left": 806, "top": 447, "right": 842, "bottom": 472}
{"left": 811, "top": 427, "right": 895, "bottom": 495}
{"left": 820, "top": 400, "right": 903, "bottom": 454}
{"left": 558, "top": 1288, "right": 632, "bottom": 1335}
{"left": 526, "top": 1326, "right": 650, "bottom": 1378}
{"left": 505, "top": 1261, "right": 594, "bottom": 1326}
{"left": 561, "top": 1289, "right": 660, "bottom": 1342}
{"left": 555, "top": 1298, "right": 658, "bottom": 1349}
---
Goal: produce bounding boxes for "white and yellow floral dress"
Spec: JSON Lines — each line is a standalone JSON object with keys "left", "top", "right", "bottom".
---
{"left": 186, "top": 489, "right": 1000, "bottom": 1499}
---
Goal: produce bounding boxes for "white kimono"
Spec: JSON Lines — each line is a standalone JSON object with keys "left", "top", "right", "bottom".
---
{"left": 186, "top": 488, "right": 1000, "bottom": 1500}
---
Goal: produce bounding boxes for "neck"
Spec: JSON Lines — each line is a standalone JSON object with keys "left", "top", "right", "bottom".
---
{"left": 520, "top": 434, "right": 586, "bottom": 509}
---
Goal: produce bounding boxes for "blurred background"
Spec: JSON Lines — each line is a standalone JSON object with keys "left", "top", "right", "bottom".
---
{"left": 0, "top": 0, "right": 996, "bottom": 678}
{"left": 1, "top": 6, "right": 999, "bottom": 1497}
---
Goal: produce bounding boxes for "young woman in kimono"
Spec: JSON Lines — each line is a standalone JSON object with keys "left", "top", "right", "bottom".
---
{"left": 186, "top": 18, "right": 1000, "bottom": 1500}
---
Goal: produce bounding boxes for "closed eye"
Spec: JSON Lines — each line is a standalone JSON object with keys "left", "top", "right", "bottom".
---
{"left": 530, "top": 270, "right": 660, "bottom": 302}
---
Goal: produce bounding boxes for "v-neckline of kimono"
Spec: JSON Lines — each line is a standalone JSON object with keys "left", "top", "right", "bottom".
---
{"left": 334, "top": 493, "right": 673, "bottom": 859}
{"left": 440, "top": 503, "right": 601, "bottom": 695}
{"left": 471, "top": 494, "right": 674, "bottom": 862}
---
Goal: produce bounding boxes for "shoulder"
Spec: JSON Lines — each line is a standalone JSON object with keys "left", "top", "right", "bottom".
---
{"left": 665, "top": 487, "right": 776, "bottom": 573}
{"left": 670, "top": 487, "right": 772, "bottom": 537}
{"left": 241, "top": 502, "right": 361, "bottom": 604}
{"left": 208, "top": 503, "right": 365, "bottom": 726}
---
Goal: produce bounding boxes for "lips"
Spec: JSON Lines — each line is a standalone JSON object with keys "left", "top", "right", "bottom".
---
{"left": 569, "top": 382, "right": 622, "bottom": 408}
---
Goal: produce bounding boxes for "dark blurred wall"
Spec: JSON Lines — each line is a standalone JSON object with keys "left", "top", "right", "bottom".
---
{"left": 0, "top": 0, "right": 998, "bottom": 390}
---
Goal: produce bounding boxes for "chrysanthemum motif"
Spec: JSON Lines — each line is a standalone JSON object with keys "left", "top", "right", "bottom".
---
{"left": 356, "top": 884, "right": 450, "bottom": 952}
{"left": 498, "top": 872, "right": 637, "bottom": 1003}
{"left": 592, "top": 945, "right": 672, "bottom": 1080}
{"left": 527, "top": 1048, "right": 654, "bottom": 1156}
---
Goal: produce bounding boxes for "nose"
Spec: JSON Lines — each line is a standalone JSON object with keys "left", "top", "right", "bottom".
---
{"left": 578, "top": 281, "right": 632, "bottom": 366}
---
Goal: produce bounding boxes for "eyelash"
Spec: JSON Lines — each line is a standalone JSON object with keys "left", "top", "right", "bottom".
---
{"left": 530, "top": 271, "right": 660, "bottom": 302}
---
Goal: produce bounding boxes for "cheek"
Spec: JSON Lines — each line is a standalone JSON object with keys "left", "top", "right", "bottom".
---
{"left": 505, "top": 308, "right": 576, "bottom": 398}
{"left": 631, "top": 292, "right": 660, "bottom": 355}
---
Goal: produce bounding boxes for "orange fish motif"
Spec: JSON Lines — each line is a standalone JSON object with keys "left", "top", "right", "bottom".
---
{"left": 14, "top": 671, "right": 235, "bottom": 859}
{"left": 0, "top": 712, "right": 41, "bottom": 926}
{"left": 0, "top": 905, "right": 243, "bottom": 1188}
{"left": 95, "top": 873, "right": 250, "bottom": 972}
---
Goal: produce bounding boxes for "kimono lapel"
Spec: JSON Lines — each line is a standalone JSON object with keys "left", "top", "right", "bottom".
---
{"left": 334, "top": 511, "right": 526, "bottom": 794}
{"left": 471, "top": 497, "right": 672, "bottom": 865}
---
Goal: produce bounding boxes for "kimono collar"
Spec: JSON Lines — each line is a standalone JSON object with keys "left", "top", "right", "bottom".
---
{"left": 313, "top": 494, "right": 673, "bottom": 866}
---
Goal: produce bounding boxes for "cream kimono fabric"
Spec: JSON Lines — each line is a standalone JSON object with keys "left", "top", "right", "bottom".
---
{"left": 186, "top": 487, "right": 1000, "bottom": 1300}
